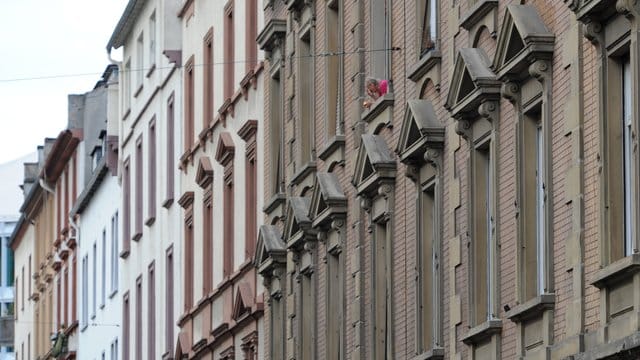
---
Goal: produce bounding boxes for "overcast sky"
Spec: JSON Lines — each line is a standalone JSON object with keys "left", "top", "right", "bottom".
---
{"left": 0, "top": 0, "right": 128, "bottom": 164}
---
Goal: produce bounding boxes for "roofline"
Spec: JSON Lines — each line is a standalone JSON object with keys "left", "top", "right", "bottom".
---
{"left": 106, "top": 0, "right": 148, "bottom": 51}
{"left": 70, "top": 158, "right": 110, "bottom": 217}
{"left": 8, "top": 214, "right": 26, "bottom": 250}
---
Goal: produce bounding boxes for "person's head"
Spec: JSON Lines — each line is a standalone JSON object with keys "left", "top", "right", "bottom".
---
{"left": 365, "top": 77, "right": 380, "bottom": 95}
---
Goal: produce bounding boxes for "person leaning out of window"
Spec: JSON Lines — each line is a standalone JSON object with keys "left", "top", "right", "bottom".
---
{"left": 363, "top": 77, "right": 388, "bottom": 109}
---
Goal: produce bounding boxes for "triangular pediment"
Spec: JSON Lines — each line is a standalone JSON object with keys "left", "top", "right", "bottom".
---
{"left": 254, "top": 225, "right": 286, "bottom": 273}
{"left": 196, "top": 157, "right": 214, "bottom": 188}
{"left": 445, "top": 48, "right": 500, "bottom": 118}
{"left": 232, "top": 282, "right": 254, "bottom": 320}
{"left": 215, "top": 132, "right": 235, "bottom": 166}
{"left": 493, "top": 5, "right": 554, "bottom": 79}
{"left": 352, "top": 135, "right": 396, "bottom": 196}
{"left": 283, "top": 197, "right": 312, "bottom": 242}
{"left": 309, "top": 172, "right": 347, "bottom": 225}
{"left": 397, "top": 100, "right": 445, "bottom": 164}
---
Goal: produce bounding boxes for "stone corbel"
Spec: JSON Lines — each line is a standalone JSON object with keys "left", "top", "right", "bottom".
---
{"left": 478, "top": 100, "right": 499, "bottom": 124}
{"left": 583, "top": 19, "right": 603, "bottom": 46}
{"left": 616, "top": 0, "right": 640, "bottom": 19}
{"left": 455, "top": 117, "right": 472, "bottom": 138}
{"left": 529, "top": 60, "right": 552, "bottom": 86}
{"left": 424, "top": 148, "right": 442, "bottom": 170}
{"left": 501, "top": 81, "right": 521, "bottom": 105}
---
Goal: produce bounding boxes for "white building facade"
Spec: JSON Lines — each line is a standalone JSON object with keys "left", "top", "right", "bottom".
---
{"left": 107, "top": 0, "right": 183, "bottom": 358}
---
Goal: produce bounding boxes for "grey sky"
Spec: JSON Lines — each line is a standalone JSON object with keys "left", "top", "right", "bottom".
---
{"left": 0, "top": 0, "right": 128, "bottom": 164}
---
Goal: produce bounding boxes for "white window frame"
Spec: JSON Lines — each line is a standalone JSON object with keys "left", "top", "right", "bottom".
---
{"left": 111, "top": 212, "right": 119, "bottom": 295}
{"left": 536, "top": 124, "right": 546, "bottom": 294}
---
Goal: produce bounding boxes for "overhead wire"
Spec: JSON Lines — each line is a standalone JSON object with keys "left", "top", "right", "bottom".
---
{"left": 0, "top": 46, "right": 403, "bottom": 83}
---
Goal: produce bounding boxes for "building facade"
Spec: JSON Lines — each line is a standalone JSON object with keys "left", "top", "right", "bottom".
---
{"left": 175, "top": 0, "right": 265, "bottom": 358}
{"left": 70, "top": 66, "right": 122, "bottom": 360}
{"left": 106, "top": 0, "right": 184, "bottom": 358}
{"left": 256, "top": 0, "right": 640, "bottom": 359}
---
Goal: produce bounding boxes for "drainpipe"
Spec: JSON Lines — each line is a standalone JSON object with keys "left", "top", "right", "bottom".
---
{"left": 39, "top": 175, "right": 55, "bottom": 194}
{"left": 107, "top": 48, "right": 122, "bottom": 67}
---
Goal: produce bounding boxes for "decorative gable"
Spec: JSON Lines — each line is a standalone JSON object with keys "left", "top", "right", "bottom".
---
{"left": 309, "top": 172, "right": 347, "bottom": 228}
{"left": 396, "top": 100, "right": 445, "bottom": 164}
{"left": 493, "top": 5, "right": 555, "bottom": 80}
{"left": 352, "top": 135, "right": 396, "bottom": 197}
{"left": 445, "top": 48, "right": 500, "bottom": 119}
{"left": 232, "top": 282, "right": 254, "bottom": 321}
{"left": 195, "top": 157, "right": 214, "bottom": 188}
{"left": 255, "top": 225, "right": 286, "bottom": 276}
{"left": 283, "top": 197, "right": 314, "bottom": 248}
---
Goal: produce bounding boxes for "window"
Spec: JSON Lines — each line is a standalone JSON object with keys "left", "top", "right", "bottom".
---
{"left": 123, "top": 59, "right": 131, "bottom": 112}
{"left": 419, "top": 0, "right": 438, "bottom": 57}
{"left": 165, "top": 246, "right": 174, "bottom": 354}
{"left": 101, "top": 229, "right": 106, "bottom": 307}
{"left": 326, "top": 250, "right": 344, "bottom": 358}
{"left": 472, "top": 139, "right": 497, "bottom": 325}
{"left": 184, "top": 58, "right": 195, "bottom": 153}
{"left": 92, "top": 242, "right": 97, "bottom": 318}
{"left": 134, "top": 135, "right": 143, "bottom": 240}
{"left": 92, "top": 146, "right": 103, "bottom": 171}
{"left": 370, "top": 0, "right": 391, "bottom": 80}
{"left": 165, "top": 94, "right": 175, "bottom": 206}
{"left": 325, "top": 0, "right": 344, "bottom": 138}
{"left": 111, "top": 338, "right": 119, "bottom": 360}
{"left": 148, "top": 12, "right": 156, "bottom": 69}
{"left": 296, "top": 31, "right": 314, "bottom": 169}
{"left": 148, "top": 262, "right": 155, "bottom": 360}
{"left": 299, "top": 271, "right": 314, "bottom": 360}
{"left": 203, "top": 189, "right": 213, "bottom": 294}
{"left": 622, "top": 57, "right": 633, "bottom": 256}
{"left": 123, "top": 292, "right": 129, "bottom": 360}
{"left": 122, "top": 158, "right": 131, "bottom": 256}
{"left": 203, "top": 29, "right": 214, "bottom": 127}
{"left": 148, "top": 118, "right": 157, "bottom": 223}
{"left": 64, "top": 268, "right": 68, "bottom": 325}
{"left": 136, "top": 33, "right": 144, "bottom": 90}
{"left": 184, "top": 212, "right": 194, "bottom": 310}
{"left": 20, "top": 266, "right": 24, "bottom": 310}
{"left": 223, "top": 174, "right": 234, "bottom": 277}
{"left": 111, "top": 212, "right": 119, "bottom": 293}
{"left": 224, "top": 1, "right": 235, "bottom": 99}
{"left": 245, "top": 0, "right": 257, "bottom": 70}
{"left": 81, "top": 255, "right": 88, "bottom": 329}
{"left": 269, "top": 71, "right": 284, "bottom": 195}
{"left": 373, "top": 222, "right": 392, "bottom": 359}
{"left": 136, "top": 276, "right": 142, "bottom": 360}
{"left": 270, "top": 291, "right": 284, "bottom": 359}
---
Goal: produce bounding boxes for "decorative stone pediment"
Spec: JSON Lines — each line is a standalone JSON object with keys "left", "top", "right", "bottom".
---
{"left": 567, "top": 0, "right": 624, "bottom": 22}
{"left": 445, "top": 48, "right": 501, "bottom": 120}
{"left": 493, "top": 5, "right": 555, "bottom": 81}
{"left": 255, "top": 225, "right": 286, "bottom": 276}
{"left": 283, "top": 197, "right": 314, "bottom": 248}
{"left": 232, "top": 282, "right": 254, "bottom": 320}
{"left": 352, "top": 135, "right": 396, "bottom": 197}
{"left": 396, "top": 100, "right": 445, "bottom": 165}
{"left": 215, "top": 132, "right": 235, "bottom": 166}
{"left": 257, "top": 19, "right": 287, "bottom": 52}
{"left": 309, "top": 172, "right": 347, "bottom": 228}
{"left": 195, "top": 157, "right": 214, "bottom": 189}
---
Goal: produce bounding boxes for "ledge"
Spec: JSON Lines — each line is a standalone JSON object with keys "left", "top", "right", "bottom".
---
{"left": 408, "top": 50, "right": 442, "bottom": 83}
{"left": 133, "top": 84, "right": 143, "bottom": 98}
{"left": 318, "top": 135, "right": 346, "bottom": 164}
{"left": 411, "top": 347, "right": 445, "bottom": 360}
{"left": 161, "top": 351, "right": 173, "bottom": 360}
{"left": 264, "top": 192, "right": 286, "bottom": 215}
{"left": 132, "top": 232, "right": 142, "bottom": 242}
{"left": 145, "top": 216, "right": 156, "bottom": 227}
{"left": 591, "top": 254, "right": 640, "bottom": 289}
{"left": 505, "top": 293, "right": 555, "bottom": 323}
{"left": 362, "top": 93, "right": 394, "bottom": 125}
{"left": 119, "top": 249, "right": 130, "bottom": 259}
{"left": 461, "top": 319, "right": 502, "bottom": 345}
{"left": 162, "top": 197, "right": 174, "bottom": 209}
{"left": 291, "top": 161, "right": 317, "bottom": 187}
{"left": 146, "top": 64, "right": 156, "bottom": 78}
{"left": 460, "top": 0, "right": 498, "bottom": 31}
{"left": 573, "top": 331, "right": 640, "bottom": 360}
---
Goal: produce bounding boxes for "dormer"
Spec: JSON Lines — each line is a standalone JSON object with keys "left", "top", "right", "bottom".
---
{"left": 492, "top": 5, "right": 555, "bottom": 81}
{"left": 352, "top": 135, "right": 396, "bottom": 198}
{"left": 396, "top": 100, "right": 445, "bottom": 166}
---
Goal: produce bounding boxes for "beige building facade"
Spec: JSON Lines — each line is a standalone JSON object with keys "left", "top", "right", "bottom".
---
{"left": 256, "top": 0, "right": 640, "bottom": 359}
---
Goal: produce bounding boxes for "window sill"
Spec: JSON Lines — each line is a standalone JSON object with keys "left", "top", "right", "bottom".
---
{"left": 505, "top": 293, "right": 555, "bottom": 323}
{"left": 132, "top": 232, "right": 142, "bottom": 242}
{"left": 162, "top": 197, "right": 174, "bottom": 209}
{"left": 362, "top": 93, "right": 395, "bottom": 126}
{"left": 263, "top": 192, "right": 286, "bottom": 215}
{"left": 291, "top": 161, "right": 317, "bottom": 187}
{"left": 133, "top": 84, "right": 143, "bottom": 98}
{"left": 162, "top": 351, "right": 174, "bottom": 360}
{"left": 461, "top": 319, "right": 502, "bottom": 345}
{"left": 122, "top": 108, "right": 131, "bottom": 121}
{"left": 145, "top": 216, "right": 156, "bottom": 227}
{"left": 146, "top": 64, "right": 156, "bottom": 78}
{"left": 109, "top": 289, "right": 118, "bottom": 299}
{"left": 412, "top": 347, "right": 445, "bottom": 360}
{"left": 99, "top": 303, "right": 105, "bottom": 310}
{"left": 592, "top": 253, "right": 640, "bottom": 289}
{"left": 408, "top": 50, "right": 442, "bottom": 83}
{"left": 119, "top": 249, "right": 130, "bottom": 259}
{"left": 318, "top": 135, "right": 345, "bottom": 167}
{"left": 460, "top": 0, "right": 498, "bottom": 31}
{"left": 81, "top": 323, "right": 88, "bottom": 332}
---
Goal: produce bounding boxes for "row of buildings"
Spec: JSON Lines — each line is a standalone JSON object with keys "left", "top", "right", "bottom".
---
{"left": 8, "top": 0, "right": 640, "bottom": 359}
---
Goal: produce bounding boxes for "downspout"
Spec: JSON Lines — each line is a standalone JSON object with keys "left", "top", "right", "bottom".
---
{"left": 39, "top": 172, "right": 55, "bottom": 194}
